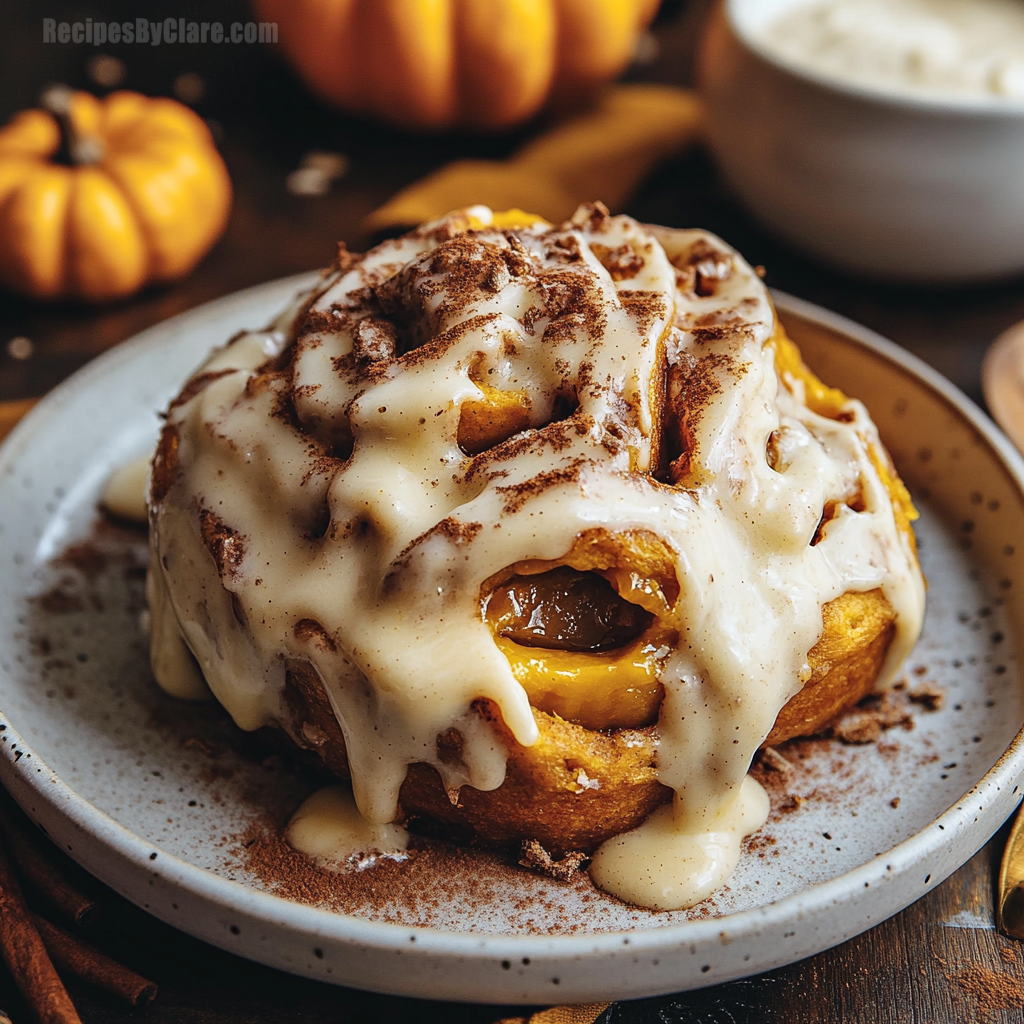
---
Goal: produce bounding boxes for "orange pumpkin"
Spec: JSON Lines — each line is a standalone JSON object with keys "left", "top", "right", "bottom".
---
{"left": 0, "top": 88, "right": 231, "bottom": 303}
{"left": 253, "top": 0, "right": 661, "bottom": 130}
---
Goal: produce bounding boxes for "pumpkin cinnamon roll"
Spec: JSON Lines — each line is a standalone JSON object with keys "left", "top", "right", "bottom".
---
{"left": 147, "top": 204, "right": 924, "bottom": 910}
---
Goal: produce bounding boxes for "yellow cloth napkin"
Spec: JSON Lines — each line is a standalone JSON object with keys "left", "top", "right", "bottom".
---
{"left": 364, "top": 84, "right": 703, "bottom": 233}
{"left": 495, "top": 1003, "right": 610, "bottom": 1024}
{"left": 0, "top": 397, "right": 36, "bottom": 444}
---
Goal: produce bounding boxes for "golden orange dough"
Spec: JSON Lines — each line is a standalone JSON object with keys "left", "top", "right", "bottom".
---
{"left": 269, "top": 324, "right": 918, "bottom": 856}
{"left": 765, "top": 588, "right": 895, "bottom": 748}
{"left": 458, "top": 383, "right": 532, "bottom": 455}
{"left": 400, "top": 703, "right": 666, "bottom": 858}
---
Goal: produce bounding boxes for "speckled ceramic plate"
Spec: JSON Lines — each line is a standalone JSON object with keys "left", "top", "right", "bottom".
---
{"left": 2, "top": 281, "right": 1023, "bottom": 1005}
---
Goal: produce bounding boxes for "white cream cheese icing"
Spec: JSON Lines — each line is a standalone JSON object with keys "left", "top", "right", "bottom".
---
{"left": 759, "top": 0, "right": 1024, "bottom": 102}
{"left": 286, "top": 785, "right": 409, "bottom": 871}
{"left": 101, "top": 454, "right": 150, "bottom": 523}
{"left": 589, "top": 774, "right": 771, "bottom": 910}
{"left": 147, "top": 205, "right": 925, "bottom": 909}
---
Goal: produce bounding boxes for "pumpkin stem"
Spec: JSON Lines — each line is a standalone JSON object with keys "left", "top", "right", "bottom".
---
{"left": 40, "top": 85, "right": 105, "bottom": 166}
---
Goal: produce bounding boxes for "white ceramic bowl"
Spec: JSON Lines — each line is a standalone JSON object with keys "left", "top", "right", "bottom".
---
{"left": 697, "top": 0, "right": 1024, "bottom": 282}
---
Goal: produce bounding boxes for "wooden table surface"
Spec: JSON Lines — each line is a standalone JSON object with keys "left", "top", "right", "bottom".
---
{"left": 3, "top": 1, "right": 1024, "bottom": 1020}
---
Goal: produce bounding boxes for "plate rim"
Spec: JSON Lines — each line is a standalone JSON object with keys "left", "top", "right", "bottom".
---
{"left": 2, "top": 280, "right": 1024, "bottom": 996}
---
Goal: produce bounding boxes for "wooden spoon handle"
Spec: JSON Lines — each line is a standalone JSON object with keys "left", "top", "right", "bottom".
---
{"left": 998, "top": 801, "right": 1024, "bottom": 937}
{"left": 982, "top": 320, "right": 1024, "bottom": 455}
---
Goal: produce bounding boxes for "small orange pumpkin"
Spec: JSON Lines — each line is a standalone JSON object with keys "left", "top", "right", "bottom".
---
{"left": 253, "top": 0, "right": 660, "bottom": 130}
{"left": 0, "top": 88, "right": 231, "bottom": 303}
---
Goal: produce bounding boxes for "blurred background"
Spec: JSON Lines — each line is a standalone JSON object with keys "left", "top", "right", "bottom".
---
{"left": 2, "top": 0, "right": 1021, "bottom": 410}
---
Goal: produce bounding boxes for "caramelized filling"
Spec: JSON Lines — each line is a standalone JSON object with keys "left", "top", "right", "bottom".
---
{"left": 484, "top": 565, "right": 672, "bottom": 729}
{"left": 487, "top": 566, "right": 652, "bottom": 652}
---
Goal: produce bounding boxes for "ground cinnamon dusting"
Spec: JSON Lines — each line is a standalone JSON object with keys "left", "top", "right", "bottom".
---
{"left": 590, "top": 242, "right": 644, "bottom": 281}
{"left": 168, "top": 368, "right": 235, "bottom": 411}
{"left": 198, "top": 509, "right": 246, "bottom": 580}
{"left": 617, "top": 290, "right": 667, "bottom": 334}
{"left": 941, "top": 958, "right": 1024, "bottom": 1016}
{"left": 34, "top": 587, "right": 85, "bottom": 614}
{"left": 908, "top": 681, "right": 945, "bottom": 710}
{"left": 758, "top": 746, "right": 795, "bottom": 780}
{"left": 241, "top": 668, "right": 950, "bottom": 930}
{"left": 236, "top": 818, "right": 602, "bottom": 932}
{"left": 494, "top": 462, "right": 585, "bottom": 514}
{"left": 519, "top": 840, "right": 588, "bottom": 882}
{"left": 53, "top": 541, "right": 108, "bottom": 580}
{"left": 828, "top": 690, "right": 921, "bottom": 745}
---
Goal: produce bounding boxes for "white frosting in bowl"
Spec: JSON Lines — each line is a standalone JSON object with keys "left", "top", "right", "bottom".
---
{"left": 147, "top": 205, "right": 924, "bottom": 909}
{"left": 757, "top": 0, "right": 1024, "bottom": 103}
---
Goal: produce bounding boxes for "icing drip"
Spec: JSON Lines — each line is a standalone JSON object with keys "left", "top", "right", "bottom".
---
{"left": 102, "top": 454, "right": 150, "bottom": 523}
{"left": 287, "top": 785, "right": 409, "bottom": 871}
{"left": 589, "top": 775, "right": 770, "bottom": 911}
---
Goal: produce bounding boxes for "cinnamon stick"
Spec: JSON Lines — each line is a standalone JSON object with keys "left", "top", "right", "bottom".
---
{"left": 0, "top": 806, "right": 95, "bottom": 926}
{"left": 32, "top": 915, "right": 157, "bottom": 1006}
{"left": 0, "top": 836, "right": 81, "bottom": 1024}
